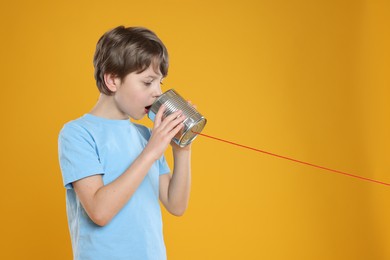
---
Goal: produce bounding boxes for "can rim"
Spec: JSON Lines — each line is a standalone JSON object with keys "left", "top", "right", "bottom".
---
{"left": 176, "top": 117, "right": 207, "bottom": 147}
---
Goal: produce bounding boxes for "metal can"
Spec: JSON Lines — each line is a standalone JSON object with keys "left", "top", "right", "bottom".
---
{"left": 148, "top": 89, "right": 207, "bottom": 147}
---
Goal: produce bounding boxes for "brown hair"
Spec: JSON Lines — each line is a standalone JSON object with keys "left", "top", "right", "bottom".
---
{"left": 93, "top": 26, "right": 169, "bottom": 95}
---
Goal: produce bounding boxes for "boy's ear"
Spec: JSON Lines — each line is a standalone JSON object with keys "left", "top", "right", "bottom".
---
{"left": 104, "top": 73, "right": 120, "bottom": 92}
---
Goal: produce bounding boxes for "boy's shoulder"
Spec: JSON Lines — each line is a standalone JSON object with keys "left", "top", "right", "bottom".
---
{"left": 59, "top": 114, "right": 103, "bottom": 142}
{"left": 59, "top": 115, "right": 153, "bottom": 142}
{"left": 60, "top": 115, "right": 90, "bottom": 133}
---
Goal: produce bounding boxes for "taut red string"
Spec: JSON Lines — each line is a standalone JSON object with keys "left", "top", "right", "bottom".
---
{"left": 194, "top": 132, "right": 390, "bottom": 187}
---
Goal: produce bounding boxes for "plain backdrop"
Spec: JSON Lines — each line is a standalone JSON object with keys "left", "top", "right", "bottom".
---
{"left": 1, "top": 0, "right": 389, "bottom": 259}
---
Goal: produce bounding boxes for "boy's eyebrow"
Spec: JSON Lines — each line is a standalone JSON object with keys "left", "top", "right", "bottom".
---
{"left": 144, "top": 74, "right": 163, "bottom": 80}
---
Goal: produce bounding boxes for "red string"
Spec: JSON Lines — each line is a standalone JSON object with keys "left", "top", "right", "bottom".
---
{"left": 194, "top": 131, "right": 390, "bottom": 187}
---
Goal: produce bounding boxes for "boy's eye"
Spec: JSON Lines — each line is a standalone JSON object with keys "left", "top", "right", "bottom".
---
{"left": 144, "top": 80, "right": 163, "bottom": 87}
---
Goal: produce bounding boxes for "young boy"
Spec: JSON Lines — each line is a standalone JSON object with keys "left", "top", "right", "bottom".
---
{"left": 58, "top": 26, "right": 191, "bottom": 259}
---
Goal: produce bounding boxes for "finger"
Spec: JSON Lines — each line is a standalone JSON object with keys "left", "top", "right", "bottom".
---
{"left": 165, "top": 114, "right": 186, "bottom": 133}
{"left": 159, "top": 110, "right": 183, "bottom": 129}
{"left": 154, "top": 105, "right": 166, "bottom": 128}
{"left": 168, "top": 120, "right": 185, "bottom": 139}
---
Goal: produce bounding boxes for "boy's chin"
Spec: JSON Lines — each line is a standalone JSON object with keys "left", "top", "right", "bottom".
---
{"left": 131, "top": 114, "right": 146, "bottom": 121}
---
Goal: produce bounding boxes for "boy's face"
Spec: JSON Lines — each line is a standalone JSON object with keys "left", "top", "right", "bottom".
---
{"left": 113, "top": 64, "right": 163, "bottom": 120}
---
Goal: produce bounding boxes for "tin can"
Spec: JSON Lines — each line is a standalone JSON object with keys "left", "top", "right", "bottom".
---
{"left": 148, "top": 89, "right": 207, "bottom": 147}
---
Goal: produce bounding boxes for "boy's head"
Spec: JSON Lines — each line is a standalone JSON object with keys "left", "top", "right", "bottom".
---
{"left": 93, "top": 26, "right": 169, "bottom": 95}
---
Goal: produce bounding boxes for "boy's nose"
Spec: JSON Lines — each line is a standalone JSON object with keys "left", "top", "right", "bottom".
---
{"left": 153, "top": 86, "right": 162, "bottom": 97}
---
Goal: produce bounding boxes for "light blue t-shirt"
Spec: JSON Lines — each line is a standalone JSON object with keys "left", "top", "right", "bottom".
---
{"left": 58, "top": 114, "right": 170, "bottom": 260}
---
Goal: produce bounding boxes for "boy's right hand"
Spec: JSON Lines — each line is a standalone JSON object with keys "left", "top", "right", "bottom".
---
{"left": 144, "top": 105, "right": 186, "bottom": 161}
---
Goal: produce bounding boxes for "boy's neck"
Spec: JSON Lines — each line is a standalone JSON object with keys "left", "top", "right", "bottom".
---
{"left": 89, "top": 94, "right": 129, "bottom": 120}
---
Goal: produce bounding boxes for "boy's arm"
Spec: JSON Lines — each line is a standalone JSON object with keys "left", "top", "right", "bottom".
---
{"left": 73, "top": 150, "right": 155, "bottom": 226}
{"left": 159, "top": 145, "right": 191, "bottom": 216}
{"left": 73, "top": 107, "right": 185, "bottom": 226}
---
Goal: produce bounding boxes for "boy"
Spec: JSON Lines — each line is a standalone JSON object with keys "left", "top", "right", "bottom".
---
{"left": 58, "top": 26, "right": 191, "bottom": 259}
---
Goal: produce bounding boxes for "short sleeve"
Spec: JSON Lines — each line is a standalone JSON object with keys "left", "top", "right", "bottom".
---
{"left": 58, "top": 124, "right": 105, "bottom": 189}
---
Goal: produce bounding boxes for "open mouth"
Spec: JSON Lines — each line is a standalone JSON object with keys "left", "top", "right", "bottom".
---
{"left": 145, "top": 105, "right": 152, "bottom": 113}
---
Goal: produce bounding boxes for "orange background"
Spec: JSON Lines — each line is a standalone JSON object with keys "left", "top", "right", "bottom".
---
{"left": 1, "top": 0, "right": 389, "bottom": 259}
